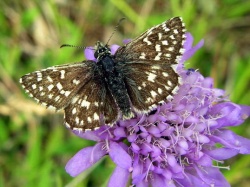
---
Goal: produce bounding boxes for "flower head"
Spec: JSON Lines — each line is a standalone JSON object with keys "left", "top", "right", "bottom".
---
{"left": 66, "top": 33, "right": 250, "bottom": 187}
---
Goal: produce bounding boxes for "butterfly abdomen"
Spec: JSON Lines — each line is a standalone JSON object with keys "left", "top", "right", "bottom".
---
{"left": 98, "top": 55, "right": 133, "bottom": 119}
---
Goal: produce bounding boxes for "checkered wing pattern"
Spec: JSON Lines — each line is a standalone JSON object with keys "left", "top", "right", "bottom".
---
{"left": 115, "top": 17, "right": 186, "bottom": 112}
{"left": 20, "top": 61, "right": 119, "bottom": 130}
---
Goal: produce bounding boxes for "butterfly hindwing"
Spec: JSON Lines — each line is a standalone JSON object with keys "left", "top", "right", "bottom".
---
{"left": 121, "top": 62, "right": 180, "bottom": 113}
{"left": 64, "top": 74, "right": 119, "bottom": 130}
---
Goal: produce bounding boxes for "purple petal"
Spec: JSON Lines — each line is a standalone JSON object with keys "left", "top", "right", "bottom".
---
{"left": 84, "top": 47, "right": 96, "bottom": 61}
{"left": 239, "top": 105, "right": 250, "bottom": 119}
{"left": 211, "top": 129, "right": 250, "bottom": 154}
{"left": 109, "top": 141, "right": 132, "bottom": 169}
{"left": 230, "top": 133, "right": 250, "bottom": 154}
{"left": 110, "top": 44, "right": 120, "bottom": 55}
{"left": 151, "top": 174, "right": 169, "bottom": 187}
{"left": 114, "top": 127, "right": 127, "bottom": 138}
{"left": 204, "top": 147, "right": 239, "bottom": 160}
{"left": 136, "top": 180, "right": 149, "bottom": 187}
{"left": 123, "top": 39, "right": 132, "bottom": 44}
{"left": 209, "top": 102, "right": 244, "bottom": 128}
{"left": 180, "top": 33, "right": 204, "bottom": 63}
{"left": 183, "top": 32, "right": 194, "bottom": 50}
{"left": 195, "top": 154, "right": 212, "bottom": 166}
{"left": 194, "top": 165, "right": 230, "bottom": 187}
{"left": 108, "top": 166, "right": 130, "bottom": 187}
{"left": 176, "top": 169, "right": 211, "bottom": 187}
{"left": 65, "top": 143, "right": 106, "bottom": 177}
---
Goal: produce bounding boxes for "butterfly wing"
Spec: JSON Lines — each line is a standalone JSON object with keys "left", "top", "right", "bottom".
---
{"left": 20, "top": 61, "right": 95, "bottom": 110}
{"left": 114, "top": 17, "right": 186, "bottom": 112}
{"left": 64, "top": 74, "right": 119, "bottom": 130}
{"left": 119, "top": 62, "right": 180, "bottom": 113}
{"left": 116, "top": 17, "right": 186, "bottom": 64}
{"left": 20, "top": 61, "right": 119, "bottom": 130}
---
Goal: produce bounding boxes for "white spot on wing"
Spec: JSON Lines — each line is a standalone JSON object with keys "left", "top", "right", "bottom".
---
{"left": 164, "top": 85, "right": 171, "bottom": 90}
{"left": 81, "top": 100, "right": 90, "bottom": 109}
{"left": 173, "top": 29, "right": 178, "bottom": 34}
{"left": 162, "top": 24, "right": 170, "bottom": 32}
{"left": 154, "top": 53, "right": 162, "bottom": 60}
{"left": 65, "top": 122, "right": 70, "bottom": 128}
{"left": 172, "top": 86, "right": 179, "bottom": 94}
{"left": 48, "top": 84, "right": 54, "bottom": 91}
{"left": 72, "top": 107, "right": 77, "bottom": 114}
{"left": 162, "top": 40, "right": 168, "bottom": 45}
{"left": 93, "top": 113, "right": 99, "bottom": 121}
{"left": 56, "top": 82, "right": 63, "bottom": 90}
{"left": 167, "top": 80, "right": 173, "bottom": 86}
{"left": 47, "top": 76, "right": 53, "bottom": 82}
{"left": 152, "top": 66, "right": 160, "bottom": 70}
{"left": 170, "top": 35, "right": 175, "bottom": 40}
{"left": 150, "top": 90, "right": 157, "bottom": 98}
{"left": 48, "top": 94, "right": 53, "bottom": 99}
{"left": 60, "top": 70, "right": 65, "bottom": 79}
{"left": 147, "top": 73, "right": 156, "bottom": 82}
{"left": 167, "top": 95, "right": 173, "bottom": 101}
{"left": 55, "top": 95, "right": 60, "bottom": 102}
{"left": 143, "top": 37, "right": 152, "bottom": 45}
{"left": 72, "top": 97, "right": 78, "bottom": 104}
{"left": 75, "top": 117, "right": 79, "bottom": 124}
{"left": 73, "top": 79, "right": 80, "bottom": 85}
{"left": 32, "top": 84, "right": 37, "bottom": 89}
{"left": 139, "top": 52, "right": 146, "bottom": 59}
{"left": 47, "top": 105, "right": 56, "bottom": 110}
{"left": 168, "top": 47, "right": 174, "bottom": 51}
{"left": 155, "top": 44, "right": 161, "bottom": 52}
{"left": 165, "top": 53, "right": 171, "bottom": 58}
{"left": 158, "top": 88, "right": 163, "bottom": 94}
{"left": 162, "top": 72, "right": 169, "bottom": 77}
{"left": 65, "top": 91, "right": 71, "bottom": 97}
{"left": 87, "top": 117, "right": 92, "bottom": 123}
{"left": 37, "top": 72, "right": 42, "bottom": 82}
{"left": 158, "top": 33, "right": 162, "bottom": 40}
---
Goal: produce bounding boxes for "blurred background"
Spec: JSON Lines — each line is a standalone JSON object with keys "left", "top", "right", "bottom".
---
{"left": 0, "top": 0, "right": 250, "bottom": 186}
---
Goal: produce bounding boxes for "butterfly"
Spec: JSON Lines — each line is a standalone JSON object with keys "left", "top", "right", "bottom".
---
{"left": 20, "top": 17, "right": 186, "bottom": 131}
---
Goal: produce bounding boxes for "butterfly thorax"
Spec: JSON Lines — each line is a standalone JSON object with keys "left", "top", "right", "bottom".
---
{"left": 95, "top": 42, "right": 133, "bottom": 119}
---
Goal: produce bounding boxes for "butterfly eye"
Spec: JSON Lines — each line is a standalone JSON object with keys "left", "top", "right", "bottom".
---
{"left": 94, "top": 51, "right": 99, "bottom": 58}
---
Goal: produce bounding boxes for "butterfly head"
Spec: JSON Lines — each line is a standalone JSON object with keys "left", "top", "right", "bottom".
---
{"left": 94, "top": 41, "right": 111, "bottom": 60}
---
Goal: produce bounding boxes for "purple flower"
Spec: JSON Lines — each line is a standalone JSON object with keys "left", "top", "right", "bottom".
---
{"left": 66, "top": 33, "right": 250, "bottom": 187}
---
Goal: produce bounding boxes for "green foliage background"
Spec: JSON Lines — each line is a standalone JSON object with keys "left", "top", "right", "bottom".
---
{"left": 0, "top": 0, "right": 250, "bottom": 186}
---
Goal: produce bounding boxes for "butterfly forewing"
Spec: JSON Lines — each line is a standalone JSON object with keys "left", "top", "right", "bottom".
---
{"left": 20, "top": 61, "right": 95, "bottom": 110}
{"left": 115, "top": 17, "right": 185, "bottom": 64}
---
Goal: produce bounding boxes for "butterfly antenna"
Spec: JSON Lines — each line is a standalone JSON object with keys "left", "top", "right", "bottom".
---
{"left": 60, "top": 44, "right": 94, "bottom": 50}
{"left": 106, "top": 17, "right": 126, "bottom": 45}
